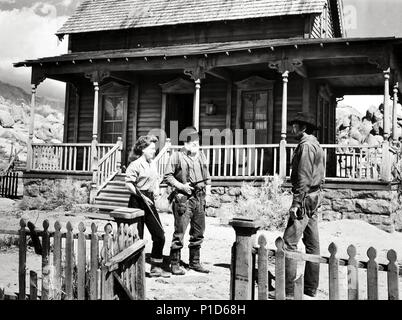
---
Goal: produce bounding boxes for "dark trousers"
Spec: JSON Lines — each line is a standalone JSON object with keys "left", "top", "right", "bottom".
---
{"left": 170, "top": 191, "right": 206, "bottom": 251}
{"left": 128, "top": 191, "right": 165, "bottom": 263}
{"left": 283, "top": 213, "right": 320, "bottom": 296}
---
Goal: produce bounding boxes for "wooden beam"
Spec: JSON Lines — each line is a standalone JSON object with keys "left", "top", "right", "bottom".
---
{"left": 309, "top": 64, "right": 381, "bottom": 79}
{"left": 332, "top": 86, "right": 384, "bottom": 96}
{"left": 205, "top": 67, "right": 232, "bottom": 82}
{"left": 39, "top": 43, "right": 390, "bottom": 78}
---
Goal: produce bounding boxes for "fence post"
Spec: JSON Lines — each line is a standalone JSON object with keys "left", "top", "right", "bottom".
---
{"left": 387, "top": 249, "right": 399, "bottom": 300}
{"left": 347, "top": 244, "right": 359, "bottom": 300}
{"left": 90, "top": 223, "right": 99, "bottom": 300}
{"left": 328, "top": 242, "right": 339, "bottom": 300}
{"left": 65, "top": 222, "right": 74, "bottom": 300}
{"left": 229, "top": 218, "right": 262, "bottom": 300}
{"left": 19, "top": 219, "right": 27, "bottom": 300}
{"left": 77, "top": 222, "right": 86, "bottom": 300}
{"left": 367, "top": 247, "right": 378, "bottom": 300}
{"left": 257, "top": 235, "right": 268, "bottom": 300}
{"left": 53, "top": 221, "right": 62, "bottom": 300}
{"left": 275, "top": 237, "right": 286, "bottom": 300}
{"left": 41, "top": 220, "right": 50, "bottom": 300}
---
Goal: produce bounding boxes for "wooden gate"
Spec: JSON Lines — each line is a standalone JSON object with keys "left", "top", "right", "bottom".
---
{"left": 0, "top": 217, "right": 145, "bottom": 300}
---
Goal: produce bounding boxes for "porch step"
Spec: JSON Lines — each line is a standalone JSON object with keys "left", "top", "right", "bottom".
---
{"left": 98, "top": 188, "right": 130, "bottom": 195}
{"left": 95, "top": 195, "right": 129, "bottom": 202}
{"left": 91, "top": 203, "right": 126, "bottom": 214}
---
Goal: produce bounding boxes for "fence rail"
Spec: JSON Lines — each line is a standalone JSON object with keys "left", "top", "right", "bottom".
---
{"left": 229, "top": 219, "right": 401, "bottom": 300}
{"left": 253, "top": 235, "right": 400, "bottom": 300}
{"left": 0, "top": 171, "right": 20, "bottom": 199}
{"left": 0, "top": 218, "right": 145, "bottom": 300}
{"left": 96, "top": 139, "right": 122, "bottom": 191}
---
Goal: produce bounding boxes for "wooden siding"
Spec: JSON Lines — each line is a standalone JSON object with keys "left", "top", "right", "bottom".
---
{"left": 136, "top": 76, "right": 163, "bottom": 139}
{"left": 200, "top": 78, "right": 227, "bottom": 133}
{"left": 311, "top": 14, "right": 322, "bottom": 39}
{"left": 76, "top": 83, "right": 94, "bottom": 143}
{"left": 69, "top": 17, "right": 306, "bottom": 52}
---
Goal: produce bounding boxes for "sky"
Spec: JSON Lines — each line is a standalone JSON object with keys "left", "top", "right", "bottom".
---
{"left": 0, "top": 0, "right": 401, "bottom": 107}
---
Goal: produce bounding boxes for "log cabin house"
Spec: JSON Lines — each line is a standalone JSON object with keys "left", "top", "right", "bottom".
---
{"left": 14, "top": 0, "right": 402, "bottom": 229}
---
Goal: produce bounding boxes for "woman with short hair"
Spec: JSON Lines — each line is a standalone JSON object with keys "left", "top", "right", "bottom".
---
{"left": 125, "top": 135, "right": 170, "bottom": 278}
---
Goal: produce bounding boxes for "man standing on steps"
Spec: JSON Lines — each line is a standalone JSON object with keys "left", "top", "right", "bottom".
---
{"left": 164, "top": 126, "right": 211, "bottom": 275}
{"left": 283, "top": 112, "right": 325, "bottom": 299}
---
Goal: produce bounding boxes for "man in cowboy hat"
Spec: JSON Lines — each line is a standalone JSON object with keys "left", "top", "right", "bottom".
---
{"left": 284, "top": 111, "right": 325, "bottom": 299}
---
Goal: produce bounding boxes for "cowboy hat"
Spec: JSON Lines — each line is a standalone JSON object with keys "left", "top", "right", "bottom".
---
{"left": 288, "top": 112, "right": 319, "bottom": 130}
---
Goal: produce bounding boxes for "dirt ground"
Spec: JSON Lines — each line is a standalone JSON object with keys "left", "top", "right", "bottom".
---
{"left": 1, "top": 198, "right": 402, "bottom": 300}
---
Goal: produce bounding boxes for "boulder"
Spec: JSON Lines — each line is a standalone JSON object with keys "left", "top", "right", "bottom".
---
{"left": 0, "top": 110, "right": 14, "bottom": 128}
{"left": 211, "top": 187, "right": 225, "bottom": 195}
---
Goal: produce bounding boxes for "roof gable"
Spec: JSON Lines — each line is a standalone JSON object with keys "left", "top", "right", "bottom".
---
{"left": 57, "top": 0, "right": 329, "bottom": 35}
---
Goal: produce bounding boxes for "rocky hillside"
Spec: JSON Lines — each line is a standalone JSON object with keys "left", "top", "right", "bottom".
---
{"left": 336, "top": 103, "right": 402, "bottom": 146}
{"left": 0, "top": 81, "right": 64, "bottom": 171}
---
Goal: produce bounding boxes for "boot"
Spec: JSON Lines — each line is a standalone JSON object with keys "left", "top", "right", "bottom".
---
{"left": 170, "top": 249, "right": 186, "bottom": 275}
{"left": 189, "top": 247, "right": 210, "bottom": 273}
{"left": 149, "top": 262, "right": 171, "bottom": 278}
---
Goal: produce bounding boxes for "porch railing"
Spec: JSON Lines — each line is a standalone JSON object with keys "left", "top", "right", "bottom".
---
{"left": 286, "top": 143, "right": 388, "bottom": 181}
{"left": 152, "top": 141, "right": 398, "bottom": 182}
{"left": 29, "top": 143, "right": 116, "bottom": 173}
{"left": 200, "top": 144, "right": 280, "bottom": 180}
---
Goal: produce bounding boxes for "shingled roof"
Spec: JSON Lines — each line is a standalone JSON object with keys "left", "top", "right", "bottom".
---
{"left": 57, "top": 0, "right": 329, "bottom": 35}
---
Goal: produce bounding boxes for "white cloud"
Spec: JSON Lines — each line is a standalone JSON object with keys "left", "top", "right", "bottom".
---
{"left": 0, "top": 7, "right": 68, "bottom": 98}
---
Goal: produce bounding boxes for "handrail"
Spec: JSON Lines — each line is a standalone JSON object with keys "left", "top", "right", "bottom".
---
{"left": 98, "top": 143, "right": 120, "bottom": 167}
{"left": 32, "top": 143, "right": 92, "bottom": 147}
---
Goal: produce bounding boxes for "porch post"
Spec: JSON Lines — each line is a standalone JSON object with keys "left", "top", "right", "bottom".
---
{"left": 193, "top": 79, "right": 201, "bottom": 131}
{"left": 279, "top": 71, "right": 289, "bottom": 179}
{"left": 383, "top": 68, "right": 391, "bottom": 140}
{"left": 381, "top": 69, "right": 391, "bottom": 181}
{"left": 392, "top": 83, "right": 399, "bottom": 142}
{"left": 26, "top": 84, "right": 37, "bottom": 172}
{"left": 90, "top": 81, "right": 99, "bottom": 203}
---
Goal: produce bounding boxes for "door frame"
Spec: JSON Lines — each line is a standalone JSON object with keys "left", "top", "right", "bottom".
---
{"left": 235, "top": 76, "right": 275, "bottom": 144}
{"left": 97, "top": 81, "right": 129, "bottom": 150}
{"left": 160, "top": 77, "right": 195, "bottom": 142}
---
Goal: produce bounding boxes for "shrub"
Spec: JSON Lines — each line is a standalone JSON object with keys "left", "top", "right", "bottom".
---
{"left": 234, "top": 175, "right": 292, "bottom": 231}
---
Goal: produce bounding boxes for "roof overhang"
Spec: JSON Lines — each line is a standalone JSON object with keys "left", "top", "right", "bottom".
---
{"left": 13, "top": 37, "right": 402, "bottom": 94}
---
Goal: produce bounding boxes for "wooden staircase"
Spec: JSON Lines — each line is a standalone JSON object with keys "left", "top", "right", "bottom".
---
{"left": 93, "top": 173, "right": 130, "bottom": 214}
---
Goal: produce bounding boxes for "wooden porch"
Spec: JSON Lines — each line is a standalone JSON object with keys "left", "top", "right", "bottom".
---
{"left": 15, "top": 37, "right": 402, "bottom": 205}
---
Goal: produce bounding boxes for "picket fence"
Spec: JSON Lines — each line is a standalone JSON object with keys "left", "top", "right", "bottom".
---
{"left": 230, "top": 219, "right": 401, "bottom": 300}
{"left": 0, "top": 218, "right": 146, "bottom": 300}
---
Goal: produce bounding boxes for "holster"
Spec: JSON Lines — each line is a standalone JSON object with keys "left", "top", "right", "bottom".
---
{"left": 302, "top": 188, "right": 323, "bottom": 218}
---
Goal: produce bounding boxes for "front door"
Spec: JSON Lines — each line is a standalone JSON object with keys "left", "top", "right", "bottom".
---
{"left": 241, "top": 90, "right": 270, "bottom": 175}
{"left": 166, "top": 94, "right": 194, "bottom": 143}
{"left": 242, "top": 90, "right": 268, "bottom": 144}
{"left": 101, "top": 95, "right": 124, "bottom": 144}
